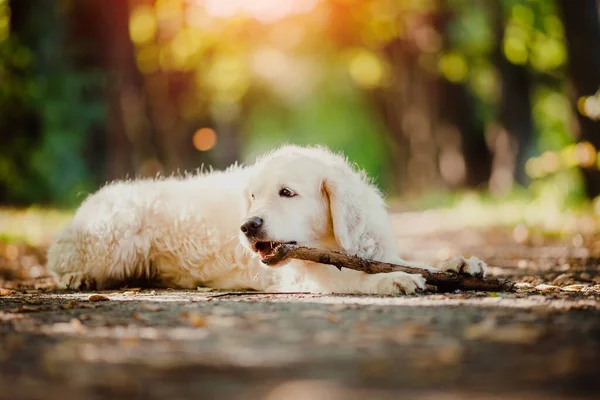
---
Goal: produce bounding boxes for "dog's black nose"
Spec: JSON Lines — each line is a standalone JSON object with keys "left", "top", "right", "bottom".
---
{"left": 241, "top": 217, "right": 263, "bottom": 236}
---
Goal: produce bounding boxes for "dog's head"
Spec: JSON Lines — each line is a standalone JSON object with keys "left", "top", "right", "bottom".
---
{"left": 239, "top": 145, "right": 395, "bottom": 265}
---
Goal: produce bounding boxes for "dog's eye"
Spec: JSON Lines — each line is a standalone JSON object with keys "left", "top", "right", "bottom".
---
{"left": 279, "top": 188, "right": 296, "bottom": 198}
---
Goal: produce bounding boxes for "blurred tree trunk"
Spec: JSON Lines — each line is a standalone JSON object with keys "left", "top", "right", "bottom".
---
{"left": 437, "top": 79, "right": 491, "bottom": 188}
{"left": 370, "top": 40, "right": 411, "bottom": 194}
{"left": 73, "top": 0, "right": 159, "bottom": 180}
{"left": 0, "top": 0, "right": 45, "bottom": 204}
{"left": 439, "top": 78, "right": 492, "bottom": 188}
{"left": 556, "top": 0, "right": 600, "bottom": 198}
{"left": 497, "top": 59, "right": 533, "bottom": 186}
{"left": 490, "top": 2, "right": 534, "bottom": 193}
{"left": 376, "top": 36, "right": 442, "bottom": 195}
{"left": 437, "top": 6, "right": 492, "bottom": 188}
{"left": 326, "top": 2, "right": 443, "bottom": 195}
{"left": 100, "top": 0, "right": 158, "bottom": 180}
{"left": 76, "top": 0, "right": 240, "bottom": 177}
{"left": 144, "top": 73, "right": 194, "bottom": 174}
{"left": 375, "top": 7, "right": 493, "bottom": 194}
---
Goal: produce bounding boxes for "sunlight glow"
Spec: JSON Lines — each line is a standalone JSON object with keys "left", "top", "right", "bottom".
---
{"left": 202, "top": 0, "right": 319, "bottom": 23}
{"left": 251, "top": 47, "right": 316, "bottom": 102}
{"left": 204, "top": 55, "right": 250, "bottom": 102}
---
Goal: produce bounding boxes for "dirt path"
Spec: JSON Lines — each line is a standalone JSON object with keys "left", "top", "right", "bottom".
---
{"left": 1, "top": 214, "right": 599, "bottom": 399}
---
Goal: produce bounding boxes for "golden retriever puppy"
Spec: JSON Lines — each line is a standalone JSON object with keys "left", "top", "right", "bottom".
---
{"left": 47, "top": 145, "right": 486, "bottom": 294}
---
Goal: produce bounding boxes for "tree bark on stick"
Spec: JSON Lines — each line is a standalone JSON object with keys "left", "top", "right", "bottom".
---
{"left": 263, "top": 245, "right": 514, "bottom": 293}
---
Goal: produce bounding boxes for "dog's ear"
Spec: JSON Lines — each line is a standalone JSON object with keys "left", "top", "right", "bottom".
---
{"left": 322, "top": 173, "right": 365, "bottom": 254}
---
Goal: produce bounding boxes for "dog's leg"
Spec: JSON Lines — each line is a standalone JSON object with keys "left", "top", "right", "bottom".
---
{"left": 435, "top": 256, "right": 487, "bottom": 277}
{"left": 390, "top": 256, "right": 487, "bottom": 278}
{"left": 48, "top": 217, "right": 154, "bottom": 290}
{"left": 358, "top": 254, "right": 487, "bottom": 294}
{"left": 273, "top": 262, "right": 426, "bottom": 295}
{"left": 276, "top": 254, "right": 487, "bottom": 295}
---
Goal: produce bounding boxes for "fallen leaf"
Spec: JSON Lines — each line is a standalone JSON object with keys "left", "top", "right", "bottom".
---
{"left": 552, "top": 273, "right": 574, "bottom": 286}
{"left": 300, "top": 310, "right": 339, "bottom": 322}
{"left": 359, "top": 358, "right": 395, "bottom": 379}
{"left": 512, "top": 224, "right": 529, "bottom": 244}
{"left": 514, "top": 282, "right": 533, "bottom": 290}
{"left": 61, "top": 300, "right": 79, "bottom": 309}
{"left": 181, "top": 311, "right": 207, "bottom": 327}
{"left": 388, "top": 322, "right": 432, "bottom": 344}
{"left": 464, "top": 318, "right": 542, "bottom": 344}
{"left": 435, "top": 342, "right": 464, "bottom": 365}
{"left": 416, "top": 342, "right": 464, "bottom": 369}
{"left": 140, "top": 304, "right": 164, "bottom": 312}
{"left": 0, "top": 288, "right": 15, "bottom": 296}
{"left": 48, "top": 318, "right": 87, "bottom": 334}
{"left": 132, "top": 312, "right": 145, "bottom": 320}
{"left": 69, "top": 318, "right": 86, "bottom": 333}
{"left": 326, "top": 314, "right": 340, "bottom": 323}
{"left": 535, "top": 284, "right": 560, "bottom": 294}
{"left": 561, "top": 284, "right": 586, "bottom": 292}
{"left": 88, "top": 294, "right": 110, "bottom": 302}
{"left": 464, "top": 318, "right": 496, "bottom": 340}
{"left": 17, "top": 305, "right": 46, "bottom": 312}
{"left": 488, "top": 325, "right": 542, "bottom": 344}
{"left": 583, "top": 285, "right": 600, "bottom": 293}
{"left": 314, "top": 330, "right": 341, "bottom": 344}
{"left": 120, "top": 337, "right": 139, "bottom": 346}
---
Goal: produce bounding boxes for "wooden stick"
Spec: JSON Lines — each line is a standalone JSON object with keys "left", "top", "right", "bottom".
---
{"left": 263, "top": 245, "right": 514, "bottom": 292}
{"left": 208, "top": 291, "right": 311, "bottom": 299}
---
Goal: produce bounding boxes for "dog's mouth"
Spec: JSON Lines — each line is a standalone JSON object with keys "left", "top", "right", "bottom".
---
{"left": 253, "top": 241, "right": 297, "bottom": 259}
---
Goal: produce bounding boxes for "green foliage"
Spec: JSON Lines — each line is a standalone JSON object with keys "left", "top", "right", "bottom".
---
{"left": 244, "top": 76, "right": 392, "bottom": 189}
{"left": 30, "top": 70, "right": 105, "bottom": 206}
{"left": 0, "top": 1, "right": 105, "bottom": 207}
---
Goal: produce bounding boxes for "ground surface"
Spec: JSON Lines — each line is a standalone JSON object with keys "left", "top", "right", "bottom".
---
{"left": 1, "top": 211, "right": 599, "bottom": 400}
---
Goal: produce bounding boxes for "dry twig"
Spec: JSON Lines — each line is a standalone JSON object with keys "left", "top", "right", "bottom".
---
{"left": 208, "top": 291, "right": 311, "bottom": 299}
{"left": 263, "top": 245, "right": 514, "bottom": 292}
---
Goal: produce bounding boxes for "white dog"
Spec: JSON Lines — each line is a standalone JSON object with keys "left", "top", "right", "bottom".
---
{"left": 47, "top": 145, "right": 486, "bottom": 294}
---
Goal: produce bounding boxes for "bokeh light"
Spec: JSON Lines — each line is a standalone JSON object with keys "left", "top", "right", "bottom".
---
{"left": 193, "top": 128, "right": 217, "bottom": 151}
{"left": 129, "top": 5, "right": 157, "bottom": 46}
{"left": 348, "top": 50, "right": 385, "bottom": 88}
{"left": 574, "top": 141, "right": 597, "bottom": 168}
{"left": 0, "top": 0, "right": 10, "bottom": 42}
{"left": 439, "top": 52, "right": 469, "bottom": 83}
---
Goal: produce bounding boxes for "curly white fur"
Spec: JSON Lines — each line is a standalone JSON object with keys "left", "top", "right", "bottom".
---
{"left": 47, "top": 145, "right": 486, "bottom": 294}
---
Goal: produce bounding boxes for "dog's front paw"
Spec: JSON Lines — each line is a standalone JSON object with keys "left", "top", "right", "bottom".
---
{"left": 437, "top": 256, "right": 487, "bottom": 278}
{"left": 370, "top": 272, "right": 426, "bottom": 295}
{"left": 55, "top": 272, "right": 94, "bottom": 290}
